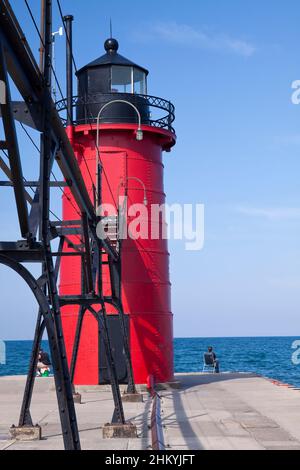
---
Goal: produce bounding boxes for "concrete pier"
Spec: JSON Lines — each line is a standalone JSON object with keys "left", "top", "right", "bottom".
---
{"left": 0, "top": 376, "right": 151, "bottom": 450}
{"left": 163, "top": 373, "right": 300, "bottom": 450}
{"left": 1, "top": 373, "right": 300, "bottom": 450}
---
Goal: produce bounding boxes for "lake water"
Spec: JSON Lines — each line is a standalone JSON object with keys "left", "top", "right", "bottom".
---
{"left": 1, "top": 337, "right": 300, "bottom": 387}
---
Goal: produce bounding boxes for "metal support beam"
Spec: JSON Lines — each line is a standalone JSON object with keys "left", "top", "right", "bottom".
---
{"left": 0, "top": 0, "right": 94, "bottom": 221}
{"left": 107, "top": 241, "right": 136, "bottom": 394}
{"left": 19, "top": 311, "right": 45, "bottom": 427}
{"left": 0, "top": 155, "right": 33, "bottom": 204}
{"left": 0, "top": 254, "right": 80, "bottom": 450}
{"left": 18, "top": 239, "right": 65, "bottom": 428}
{"left": 0, "top": 180, "right": 68, "bottom": 187}
{"left": 82, "top": 213, "right": 94, "bottom": 293}
{"left": 0, "top": 40, "right": 30, "bottom": 238}
{"left": 37, "top": 0, "right": 80, "bottom": 450}
{"left": 0, "top": 241, "right": 44, "bottom": 262}
{"left": 39, "top": 0, "right": 46, "bottom": 71}
{"left": 69, "top": 306, "right": 86, "bottom": 383}
{"left": 63, "top": 14, "right": 74, "bottom": 126}
{"left": 88, "top": 306, "right": 125, "bottom": 425}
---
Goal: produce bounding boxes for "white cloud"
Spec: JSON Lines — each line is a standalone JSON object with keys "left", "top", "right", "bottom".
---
{"left": 136, "top": 21, "right": 256, "bottom": 57}
{"left": 235, "top": 206, "right": 300, "bottom": 220}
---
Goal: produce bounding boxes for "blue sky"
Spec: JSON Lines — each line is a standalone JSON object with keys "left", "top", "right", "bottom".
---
{"left": 1, "top": 0, "right": 300, "bottom": 338}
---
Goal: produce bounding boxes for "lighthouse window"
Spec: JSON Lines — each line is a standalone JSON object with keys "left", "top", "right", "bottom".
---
{"left": 111, "top": 66, "right": 132, "bottom": 93}
{"left": 133, "top": 68, "right": 146, "bottom": 95}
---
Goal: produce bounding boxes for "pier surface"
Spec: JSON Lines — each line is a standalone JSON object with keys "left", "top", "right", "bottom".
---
{"left": 1, "top": 373, "right": 300, "bottom": 450}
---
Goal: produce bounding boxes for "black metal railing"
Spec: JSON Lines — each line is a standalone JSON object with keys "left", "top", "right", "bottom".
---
{"left": 56, "top": 93, "right": 176, "bottom": 134}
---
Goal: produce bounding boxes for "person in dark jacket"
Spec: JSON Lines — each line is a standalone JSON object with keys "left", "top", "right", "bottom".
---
{"left": 37, "top": 349, "right": 51, "bottom": 376}
{"left": 207, "top": 346, "right": 220, "bottom": 373}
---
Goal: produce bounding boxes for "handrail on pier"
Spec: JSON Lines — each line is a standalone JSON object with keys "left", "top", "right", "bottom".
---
{"left": 147, "top": 374, "right": 166, "bottom": 450}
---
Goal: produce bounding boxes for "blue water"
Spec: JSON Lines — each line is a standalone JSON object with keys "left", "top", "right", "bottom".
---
{"left": 174, "top": 337, "right": 300, "bottom": 387}
{"left": 0, "top": 340, "right": 51, "bottom": 377}
{"left": 1, "top": 337, "right": 300, "bottom": 388}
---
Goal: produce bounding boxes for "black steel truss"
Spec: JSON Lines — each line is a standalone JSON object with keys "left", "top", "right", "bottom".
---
{"left": 0, "top": 0, "right": 137, "bottom": 450}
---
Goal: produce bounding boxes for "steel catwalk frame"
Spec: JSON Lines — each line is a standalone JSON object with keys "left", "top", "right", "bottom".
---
{"left": 0, "top": 0, "right": 137, "bottom": 450}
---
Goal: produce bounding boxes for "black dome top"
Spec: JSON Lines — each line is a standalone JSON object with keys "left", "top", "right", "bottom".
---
{"left": 76, "top": 38, "right": 149, "bottom": 76}
{"left": 104, "top": 37, "right": 119, "bottom": 53}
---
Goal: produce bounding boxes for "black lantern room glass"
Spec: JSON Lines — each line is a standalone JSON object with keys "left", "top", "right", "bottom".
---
{"left": 111, "top": 66, "right": 147, "bottom": 94}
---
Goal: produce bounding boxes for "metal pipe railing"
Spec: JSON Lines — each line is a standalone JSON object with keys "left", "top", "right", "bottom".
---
{"left": 148, "top": 374, "right": 166, "bottom": 450}
{"left": 151, "top": 392, "right": 165, "bottom": 450}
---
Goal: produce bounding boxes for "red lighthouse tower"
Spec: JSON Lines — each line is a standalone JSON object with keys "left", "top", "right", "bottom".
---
{"left": 60, "top": 36, "right": 176, "bottom": 385}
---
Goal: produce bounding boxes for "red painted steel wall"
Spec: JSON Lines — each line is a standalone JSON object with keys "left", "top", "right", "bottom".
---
{"left": 60, "top": 123, "right": 176, "bottom": 384}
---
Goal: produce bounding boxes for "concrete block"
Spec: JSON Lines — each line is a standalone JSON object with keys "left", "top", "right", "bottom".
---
{"left": 103, "top": 422, "right": 138, "bottom": 439}
{"left": 73, "top": 392, "right": 82, "bottom": 404}
{"left": 122, "top": 392, "right": 143, "bottom": 403}
{"left": 9, "top": 425, "right": 42, "bottom": 441}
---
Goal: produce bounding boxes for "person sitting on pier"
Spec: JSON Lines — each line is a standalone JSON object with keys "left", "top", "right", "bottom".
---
{"left": 37, "top": 349, "right": 51, "bottom": 377}
{"left": 203, "top": 346, "right": 220, "bottom": 373}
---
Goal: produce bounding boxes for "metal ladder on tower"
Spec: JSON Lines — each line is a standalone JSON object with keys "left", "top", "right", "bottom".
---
{"left": 102, "top": 215, "right": 120, "bottom": 252}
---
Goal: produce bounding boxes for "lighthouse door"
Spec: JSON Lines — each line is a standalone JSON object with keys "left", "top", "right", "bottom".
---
{"left": 99, "top": 315, "right": 129, "bottom": 384}
{"left": 98, "top": 151, "right": 129, "bottom": 384}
